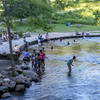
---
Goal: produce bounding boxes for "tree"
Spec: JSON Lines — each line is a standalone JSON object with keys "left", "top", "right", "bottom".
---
{"left": 1, "top": 0, "right": 15, "bottom": 76}
{"left": 53, "top": 0, "right": 67, "bottom": 10}
{"left": 93, "top": 10, "right": 100, "bottom": 25}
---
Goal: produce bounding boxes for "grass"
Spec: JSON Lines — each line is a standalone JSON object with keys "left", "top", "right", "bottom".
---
{"left": 10, "top": 23, "right": 100, "bottom": 33}
{"left": 53, "top": 24, "right": 100, "bottom": 32}
{"left": 0, "top": 23, "right": 100, "bottom": 34}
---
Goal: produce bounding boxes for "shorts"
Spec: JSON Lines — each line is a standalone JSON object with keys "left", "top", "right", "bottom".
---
{"left": 23, "top": 57, "right": 30, "bottom": 61}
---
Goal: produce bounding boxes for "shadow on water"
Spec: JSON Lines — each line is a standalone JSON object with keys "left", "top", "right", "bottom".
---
{"left": 2, "top": 37, "right": 100, "bottom": 100}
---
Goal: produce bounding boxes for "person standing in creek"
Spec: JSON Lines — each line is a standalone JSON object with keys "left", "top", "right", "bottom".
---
{"left": 66, "top": 56, "right": 76, "bottom": 76}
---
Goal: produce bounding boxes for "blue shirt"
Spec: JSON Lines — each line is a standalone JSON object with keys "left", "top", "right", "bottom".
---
{"left": 40, "top": 37, "right": 43, "bottom": 42}
{"left": 67, "top": 59, "right": 72, "bottom": 64}
{"left": 24, "top": 52, "right": 29, "bottom": 58}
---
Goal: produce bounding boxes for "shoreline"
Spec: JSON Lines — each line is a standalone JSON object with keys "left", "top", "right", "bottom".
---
{"left": 0, "top": 32, "right": 100, "bottom": 59}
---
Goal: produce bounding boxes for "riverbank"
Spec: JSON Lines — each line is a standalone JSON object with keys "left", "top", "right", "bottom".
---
{"left": 0, "top": 31, "right": 100, "bottom": 59}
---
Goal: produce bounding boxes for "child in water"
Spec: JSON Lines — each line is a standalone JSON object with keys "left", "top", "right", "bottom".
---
{"left": 66, "top": 56, "right": 76, "bottom": 76}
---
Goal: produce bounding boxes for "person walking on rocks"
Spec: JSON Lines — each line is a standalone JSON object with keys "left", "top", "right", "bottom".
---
{"left": 23, "top": 49, "right": 30, "bottom": 64}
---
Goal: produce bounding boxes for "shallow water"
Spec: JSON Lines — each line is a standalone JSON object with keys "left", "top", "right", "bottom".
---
{"left": 2, "top": 37, "right": 100, "bottom": 100}
{"left": 0, "top": 60, "right": 11, "bottom": 72}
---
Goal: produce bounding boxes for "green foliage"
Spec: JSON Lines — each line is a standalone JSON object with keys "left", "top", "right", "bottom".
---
{"left": 42, "top": 24, "right": 54, "bottom": 32}
{"left": 93, "top": 10, "right": 100, "bottom": 25}
{"left": 0, "top": 0, "right": 54, "bottom": 33}
{"left": 52, "top": 8, "right": 97, "bottom": 25}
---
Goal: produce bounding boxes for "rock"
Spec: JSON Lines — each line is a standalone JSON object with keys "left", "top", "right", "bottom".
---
{"left": 15, "top": 84, "right": 25, "bottom": 92}
{"left": 14, "top": 71, "right": 19, "bottom": 76}
{"left": 1, "top": 71, "right": 8, "bottom": 76}
{"left": 3, "top": 78, "right": 10, "bottom": 82}
{"left": 24, "top": 79, "right": 31, "bottom": 88}
{"left": 2, "top": 78, "right": 10, "bottom": 87}
{"left": 0, "top": 80, "right": 3, "bottom": 86}
{"left": 2, "top": 79, "right": 16, "bottom": 91}
{"left": 8, "top": 81, "right": 16, "bottom": 91}
{"left": 21, "top": 65, "right": 30, "bottom": 70}
{"left": 14, "top": 74, "right": 32, "bottom": 88}
{"left": 38, "top": 95, "right": 61, "bottom": 100}
{"left": 14, "top": 75, "right": 26, "bottom": 84}
{"left": 11, "top": 98, "right": 18, "bottom": 100}
{"left": 16, "top": 77, "right": 25, "bottom": 84}
{"left": 15, "top": 67, "right": 23, "bottom": 74}
{"left": 23, "top": 70, "right": 40, "bottom": 82}
{"left": 0, "top": 86, "right": 8, "bottom": 96}
{"left": 1, "top": 92, "right": 11, "bottom": 98}
{"left": 0, "top": 73, "right": 4, "bottom": 78}
{"left": 6, "top": 66, "right": 12, "bottom": 71}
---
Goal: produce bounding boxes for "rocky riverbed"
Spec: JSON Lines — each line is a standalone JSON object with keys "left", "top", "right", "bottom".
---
{"left": 0, "top": 64, "right": 40, "bottom": 98}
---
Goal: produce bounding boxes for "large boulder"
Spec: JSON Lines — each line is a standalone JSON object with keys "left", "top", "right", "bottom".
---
{"left": 0, "top": 71, "right": 8, "bottom": 77}
{"left": 2, "top": 78, "right": 10, "bottom": 87}
{"left": 15, "top": 84, "right": 25, "bottom": 92}
{"left": 6, "top": 66, "right": 12, "bottom": 71}
{"left": 0, "top": 73, "right": 4, "bottom": 78}
{"left": 1, "top": 92, "right": 11, "bottom": 98}
{"left": 23, "top": 70, "right": 40, "bottom": 82}
{"left": 14, "top": 75, "right": 26, "bottom": 84}
{"left": 8, "top": 81, "right": 16, "bottom": 91}
{"left": 21, "top": 65, "right": 30, "bottom": 70}
{"left": 15, "top": 67, "right": 23, "bottom": 74}
{"left": 14, "top": 74, "right": 32, "bottom": 87}
{"left": 24, "top": 79, "right": 31, "bottom": 88}
{"left": 0, "top": 86, "right": 9, "bottom": 96}
{"left": 2, "top": 78, "right": 16, "bottom": 91}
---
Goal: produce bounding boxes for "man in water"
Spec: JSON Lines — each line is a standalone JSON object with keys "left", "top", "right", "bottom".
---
{"left": 66, "top": 56, "right": 76, "bottom": 76}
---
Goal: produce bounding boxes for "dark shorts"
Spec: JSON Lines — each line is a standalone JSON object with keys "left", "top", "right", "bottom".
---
{"left": 23, "top": 57, "right": 30, "bottom": 61}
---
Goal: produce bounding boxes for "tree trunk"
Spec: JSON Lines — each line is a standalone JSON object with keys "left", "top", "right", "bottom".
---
{"left": 48, "top": 0, "right": 52, "bottom": 24}
{"left": 2, "top": 0, "right": 15, "bottom": 76}
{"left": 20, "top": 17, "right": 23, "bottom": 25}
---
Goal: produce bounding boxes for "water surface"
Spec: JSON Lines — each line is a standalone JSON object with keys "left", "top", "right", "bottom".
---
{"left": 2, "top": 37, "right": 100, "bottom": 100}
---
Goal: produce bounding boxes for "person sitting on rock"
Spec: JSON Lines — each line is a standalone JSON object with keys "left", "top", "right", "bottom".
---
{"left": 13, "top": 45, "right": 20, "bottom": 56}
{"left": 2, "top": 31, "right": 7, "bottom": 41}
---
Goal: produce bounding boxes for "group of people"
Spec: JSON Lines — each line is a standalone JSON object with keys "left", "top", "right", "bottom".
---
{"left": 23, "top": 48, "right": 45, "bottom": 74}
{"left": 2, "top": 31, "right": 19, "bottom": 41}
{"left": 75, "top": 31, "right": 90, "bottom": 36}
{"left": 13, "top": 32, "right": 77, "bottom": 77}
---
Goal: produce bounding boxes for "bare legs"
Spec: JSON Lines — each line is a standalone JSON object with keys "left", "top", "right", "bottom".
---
{"left": 67, "top": 64, "right": 71, "bottom": 76}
